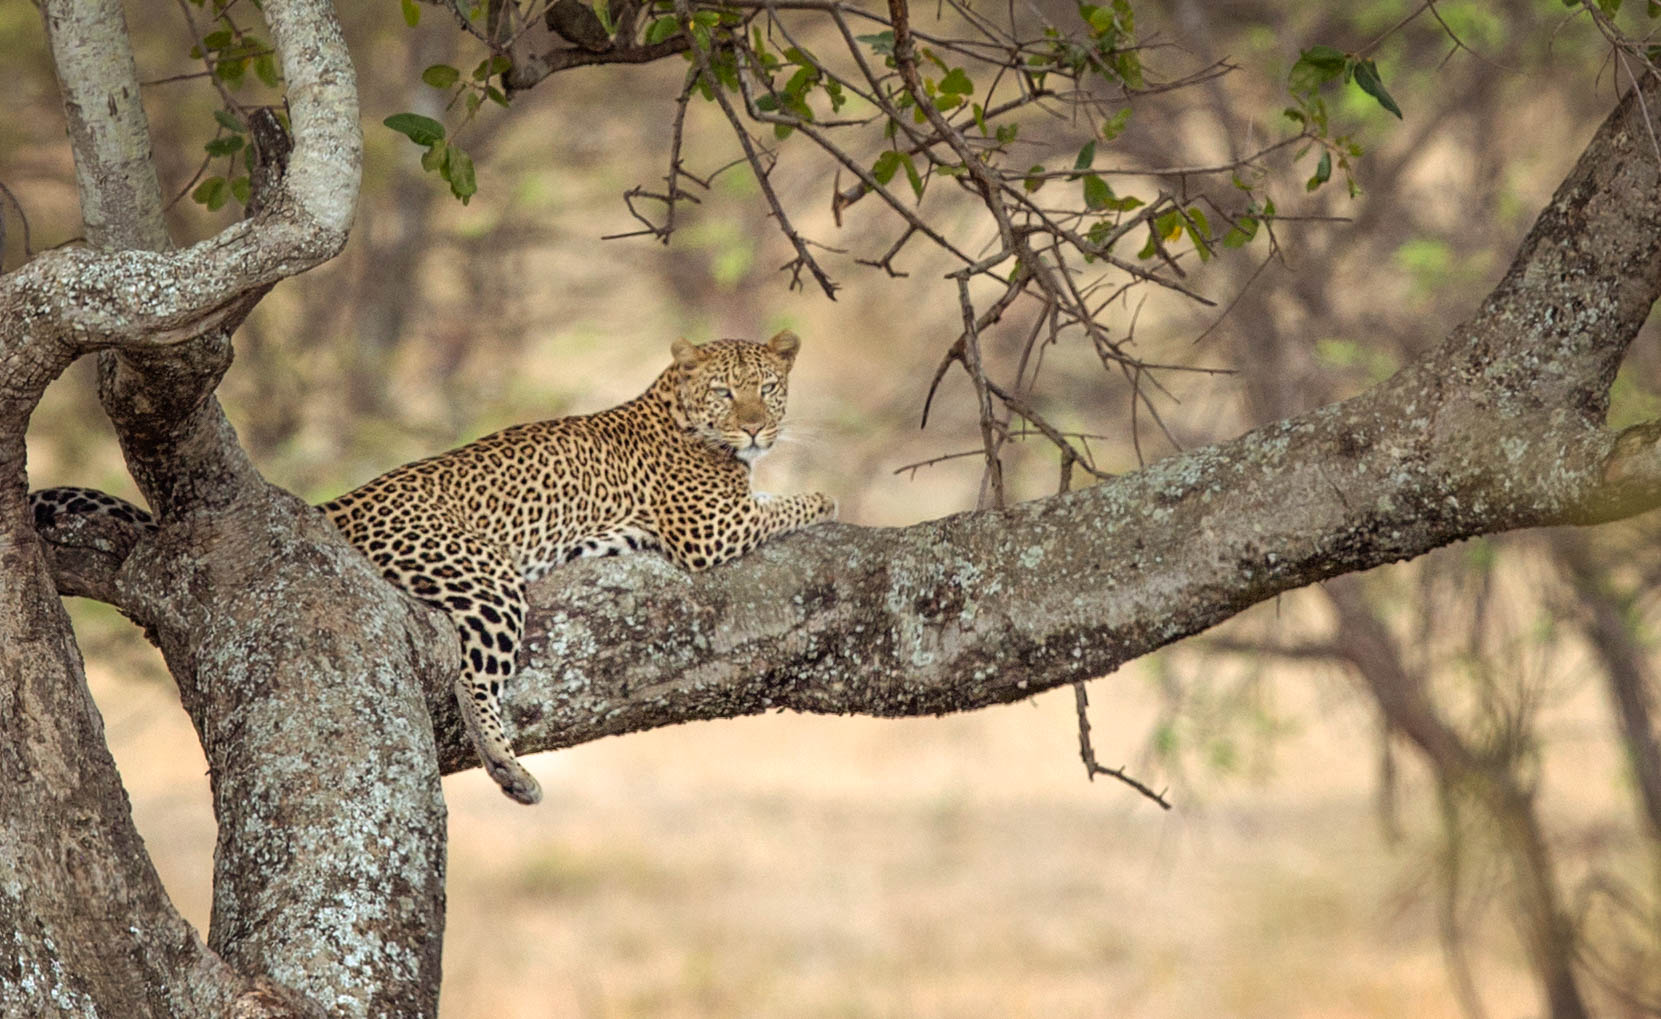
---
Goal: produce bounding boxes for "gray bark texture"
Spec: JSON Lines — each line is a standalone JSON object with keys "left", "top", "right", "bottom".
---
{"left": 6, "top": 2, "right": 449, "bottom": 1017}
{"left": 2, "top": 0, "right": 1660, "bottom": 1016}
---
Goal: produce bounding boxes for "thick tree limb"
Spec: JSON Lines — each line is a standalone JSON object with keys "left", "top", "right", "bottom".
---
{"left": 420, "top": 75, "right": 1661, "bottom": 772}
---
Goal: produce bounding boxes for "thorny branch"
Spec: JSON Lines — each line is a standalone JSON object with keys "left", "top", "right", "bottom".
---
{"left": 1073, "top": 680, "right": 1172, "bottom": 810}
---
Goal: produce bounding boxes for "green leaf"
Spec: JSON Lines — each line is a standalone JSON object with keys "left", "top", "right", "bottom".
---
{"left": 1598, "top": 0, "right": 1622, "bottom": 14}
{"left": 204, "top": 134, "right": 244, "bottom": 157}
{"left": 422, "top": 64, "right": 461, "bottom": 89}
{"left": 1101, "top": 106, "right": 1131, "bottom": 140}
{"left": 1299, "top": 44, "right": 1347, "bottom": 71}
{"left": 939, "top": 67, "right": 973, "bottom": 95}
{"left": 1082, "top": 4, "right": 1118, "bottom": 36}
{"left": 471, "top": 56, "right": 511, "bottom": 80}
{"left": 384, "top": 112, "right": 446, "bottom": 146}
{"left": 1306, "top": 149, "right": 1331, "bottom": 191}
{"left": 202, "top": 28, "right": 234, "bottom": 50}
{"left": 486, "top": 85, "right": 509, "bottom": 108}
{"left": 444, "top": 145, "right": 477, "bottom": 204}
{"left": 1112, "top": 50, "right": 1144, "bottom": 90}
{"left": 421, "top": 139, "right": 447, "bottom": 173}
{"left": 1185, "top": 222, "right": 1212, "bottom": 261}
{"left": 1073, "top": 141, "right": 1096, "bottom": 172}
{"left": 1290, "top": 44, "right": 1348, "bottom": 96}
{"left": 900, "top": 151, "right": 923, "bottom": 199}
{"left": 594, "top": 0, "right": 615, "bottom": 34}
{"left": 1136, "top": 227, "right": 1158, "bottom": 260}
{"left": 401, "top": 0, "right": 420, "bottom": 26}
{"left": 644, "top": 16, "right": 679, "bottom": 44}
{"left": 1023, "top": 164, "right": 1047, "bottom": 193}
{"left": 1351, "top": 59, "right": 1402, "bottom": 119}
{"left": 192, "top": 176, "right": 229, "bottom": 211}
{"left": 213, "top": 109, "right": 244, "bottom": 133}
{"left": 786, "top": 65, "right": 818, "bottom": 96}
{"left": 254, "top": 52, "right": 280, "bottom": 88}
{"left": 872, "top": 149, "right": 901, "bottom": 185}
{"left": 856, "top": 30, "right": 894, "bottom": 55}
{"left": 229, "top": 176, "right": 251, "bottom": 204}
{"left": 1082, "top": 173, "right": 1112, "bottom": 210}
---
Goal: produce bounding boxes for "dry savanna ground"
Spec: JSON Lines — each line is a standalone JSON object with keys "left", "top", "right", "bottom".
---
{"left": 84, "top": 594, "right": 1612, "bottom": 1018}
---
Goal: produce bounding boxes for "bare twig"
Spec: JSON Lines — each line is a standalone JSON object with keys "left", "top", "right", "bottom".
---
{"left": 675, "top": 0, "right": 838, "bottom": 299}
{"left": 1074, "top": 681, "right": 1172, "bottom": 809}
{"left": 952, "top": 273, "right": 1006, "bottom": 506}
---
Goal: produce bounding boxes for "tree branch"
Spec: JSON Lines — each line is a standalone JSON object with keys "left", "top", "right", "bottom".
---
{"left": 413, "top": 76, "right": 1661, "bottom": 775}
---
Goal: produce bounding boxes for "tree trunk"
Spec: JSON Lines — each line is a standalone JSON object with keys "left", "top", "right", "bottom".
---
{"left": 5, "top": 1, "right": 452, "bottom": 1015}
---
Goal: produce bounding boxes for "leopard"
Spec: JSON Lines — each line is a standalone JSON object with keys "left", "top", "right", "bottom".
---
{"left": 30, "top": 330, "right": 835, "bottom": 805}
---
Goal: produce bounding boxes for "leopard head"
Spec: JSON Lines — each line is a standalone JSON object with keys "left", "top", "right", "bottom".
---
{"left": 670, "top": 330, "right": 799, "bottom": 463}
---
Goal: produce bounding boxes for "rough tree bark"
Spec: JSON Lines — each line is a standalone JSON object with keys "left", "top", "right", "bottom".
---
{"left": 5, "top": 1, "right": 452, "bottom": 1016}
{"left": 5, "top": 1, "right": 1661, "bottom": 1017}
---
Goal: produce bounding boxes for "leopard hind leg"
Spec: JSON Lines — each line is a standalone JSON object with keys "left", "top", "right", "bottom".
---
{"left": 371, "top": 530, "right": 542, "bottom": 805}
{"left": 447, "top": 558, "right": 541, "bottom": 804}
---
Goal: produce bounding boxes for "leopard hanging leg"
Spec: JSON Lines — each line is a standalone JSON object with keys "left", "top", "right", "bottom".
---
{"left": 442, "top": 547, "right": 541, "bottom": 804}
{"left": 359, "top": 527, "right": 543, "bottom": 805}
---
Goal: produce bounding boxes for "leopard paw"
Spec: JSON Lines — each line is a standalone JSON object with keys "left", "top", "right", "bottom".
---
{"left": 486, "top": 757, "right": 543, "bottom": 805}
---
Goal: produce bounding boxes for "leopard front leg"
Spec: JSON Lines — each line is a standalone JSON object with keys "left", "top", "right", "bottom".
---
{"left": 658, "top": 490, "right": 835, "bottom": 571}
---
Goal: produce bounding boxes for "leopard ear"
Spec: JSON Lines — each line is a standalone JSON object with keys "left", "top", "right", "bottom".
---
{"left": 766, "top": 329, "right": 800, "bottom": 363}
{"left": 670, "top": 337, "right": 703, "bottom": 367}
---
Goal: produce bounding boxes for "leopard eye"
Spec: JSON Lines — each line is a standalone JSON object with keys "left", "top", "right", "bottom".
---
{"left": 760, "top": 381, "right": 778, "bottom": 396}
{"left": 710, "top": 384, "right": 733, "bottom": 400}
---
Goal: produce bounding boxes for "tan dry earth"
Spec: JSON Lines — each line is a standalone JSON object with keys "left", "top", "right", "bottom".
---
{"left": 86, "top": 621, "right": 1585, "bottom": 1019}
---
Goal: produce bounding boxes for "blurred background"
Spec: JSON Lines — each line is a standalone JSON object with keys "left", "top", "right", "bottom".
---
{"left": 6, "top": 0, "right": 1661, "bottom": 1015}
